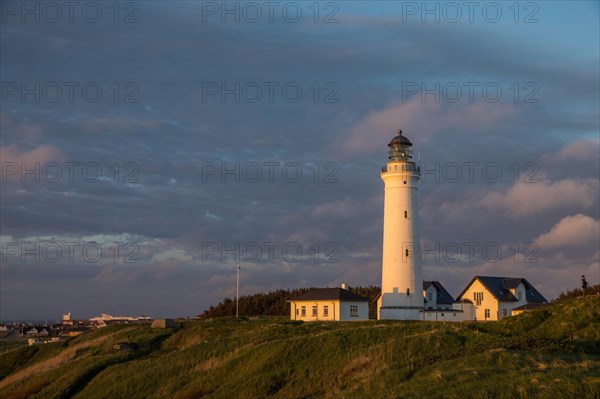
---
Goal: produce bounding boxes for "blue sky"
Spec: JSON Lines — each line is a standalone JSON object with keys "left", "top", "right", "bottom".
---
{"left": 1, "top": 1, "right": 599, "bottom": 319}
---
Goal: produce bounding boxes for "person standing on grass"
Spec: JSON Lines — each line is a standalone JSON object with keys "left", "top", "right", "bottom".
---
{"left": 581, "top": 275, "right": 588, "bottom": 297}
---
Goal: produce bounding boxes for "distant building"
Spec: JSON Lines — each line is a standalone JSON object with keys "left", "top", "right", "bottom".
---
{"left": 89, "top": 313, "right": 153, "bottom": 328}
{"left": 90, "top": 313, "right": 141, "bottom": 322}
{"left": 456, "top": 276, "right": 547, "bottom": 321}
{"left": 151, "top": 319, "right": 176, "bottom": 329}
{"left": 25, "top": 327, "right": 49, "bottom": 337}
{"left": 25, "top": 327, "right": 38, "bottom": 336}
{"left": 288, "top": 286, "right": 369, "bottom": 321}
{"left": 62, "top": 327, "right": 87, "bottom": 337}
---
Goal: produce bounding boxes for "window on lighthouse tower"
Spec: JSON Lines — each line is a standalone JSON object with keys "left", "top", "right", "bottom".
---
{"left": 404, "top": 211, "right": 407, "bottom": 218}
{"left": 405, "top": 249, "right": 409, "bottom": 257}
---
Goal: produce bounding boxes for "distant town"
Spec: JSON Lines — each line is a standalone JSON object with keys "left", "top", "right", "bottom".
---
{"left": 0, "top": 312, "right": 176, "bottom": 351}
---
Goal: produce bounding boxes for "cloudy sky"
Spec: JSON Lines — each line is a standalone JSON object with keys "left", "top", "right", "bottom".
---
{"left": 1, "top": 1, "right": 599, "bottom": 320}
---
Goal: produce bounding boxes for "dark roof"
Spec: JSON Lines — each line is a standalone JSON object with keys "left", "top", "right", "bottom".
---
{"left": 290, "top": 288, "right": 369, "bottom": 302}
{"left": 512, "top": 302, "right": 547, "bottom": 311}
{"left": 504, "top": 278, "right": 525, "bottom": 289}
{"left": 388, "top": 129, "right": 412, "bottom": 147}
{"left": 457, "top": 276, "right": 547, "bottom": 303}
{"left": 423, "top": 281, "right": 455, "bottom": 304}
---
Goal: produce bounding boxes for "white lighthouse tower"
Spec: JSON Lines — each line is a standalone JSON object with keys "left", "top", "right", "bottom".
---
{"left": 377, "top": 129, "right": 423, "bottom": 320}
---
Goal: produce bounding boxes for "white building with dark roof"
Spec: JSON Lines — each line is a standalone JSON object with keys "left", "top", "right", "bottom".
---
{"left": 420, "top": 280, "right": 474, "bottom": 321}
{"left": 423, "top": 280, "right": 455, "bottom": 310}
{"left": 288, "top": 286, "right": 369, "bottom": 321}
{"left": 456, "top": 276, "right": 547, "bottom": 321}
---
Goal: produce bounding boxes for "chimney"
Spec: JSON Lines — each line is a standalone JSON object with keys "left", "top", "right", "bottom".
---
{"left": 341, "top": 282, "right": 346, "bottom": 290}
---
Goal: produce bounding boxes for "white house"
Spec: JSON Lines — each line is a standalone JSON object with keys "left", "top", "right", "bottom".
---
{"left": 289, "top": 287, "right": 369, "bottom": 321}
{"left": 421, "top": 280, "right": 475, "bottom": 321}
{"left": 25, "top": 327, "right": 38, "bottom": 336}
{"left": 423, "top": 280, "right": 455, "bottom": 310}
{"left": 24, "top": 327, "right": 49, "bottom": 337}
{"left": 456, "top": 276, "right": 547, "bottom": 321}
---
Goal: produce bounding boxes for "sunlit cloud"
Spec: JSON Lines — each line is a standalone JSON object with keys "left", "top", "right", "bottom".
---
{"left": 536, "top": 214, "right": 600, "bottom": 249}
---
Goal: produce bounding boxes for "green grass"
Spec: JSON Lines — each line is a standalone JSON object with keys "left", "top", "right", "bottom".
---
{"left": 1, "top": 297, "right": 599, "bottom": 399}
{"left": 0, "top": 338, "right": 28, "bottom": 356}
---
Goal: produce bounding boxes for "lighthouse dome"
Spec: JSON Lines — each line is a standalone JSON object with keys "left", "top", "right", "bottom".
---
{"left": 388, "top": 129, "right": 412, "bottom": 147}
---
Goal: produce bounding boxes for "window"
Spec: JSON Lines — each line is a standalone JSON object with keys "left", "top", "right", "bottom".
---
{"left": 296, "top": 309, "right": 299, "bottom": 315}
{"left": 404, "top": 211, "right": 408, "bottom": 218}
{"left": 350, "top": 305, "right": 358, "bottom": 317}
{"left": 427, "top": 292, "right": 432, "bottom": 301}
{"left": 323, "top": 306, "right": 329, "bottom": 317}
{"left": 407, "top": 288, "right": 410, "bottom": 296}
{"left": 474, "top": 292, "right": 483, "bottom": 306}
{"left": 502, "top": 308, "right": 507, "bottom": 317}
{"left": 484, "top": 309, "right": 490, "bottom": 319}
{"left": 517, "top": 291, "right": 522, "bottom": 301}
{"left": 301, "top": 306, "right": 306, "bottom": 317}
{"left": 405, "top": 249, "right": 409, "bottom": 257}
{"left": 312, "top": 305, "right": 317, "bottom": 317}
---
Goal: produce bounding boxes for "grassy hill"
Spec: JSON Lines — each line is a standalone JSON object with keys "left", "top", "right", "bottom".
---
{"left": 1, "top": 296, "right": 599, "bottom": 399}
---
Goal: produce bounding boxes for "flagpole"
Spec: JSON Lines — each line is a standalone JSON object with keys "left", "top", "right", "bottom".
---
{"left": 236, "top": 261, "right": 240, "bottom": 318}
